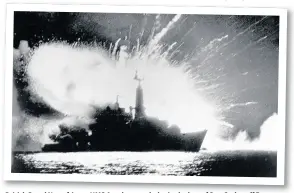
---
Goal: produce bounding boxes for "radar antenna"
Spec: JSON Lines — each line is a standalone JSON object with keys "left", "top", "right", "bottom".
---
{"left": 134, "top": 70, "right": 144, "bottom": 85}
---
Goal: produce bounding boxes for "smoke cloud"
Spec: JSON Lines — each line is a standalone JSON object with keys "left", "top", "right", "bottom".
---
{"left": 12, "top": 41, "right": 95, "bottom": 151}
{"left": 202, "top": 113, "right": 279, "bottom": 151}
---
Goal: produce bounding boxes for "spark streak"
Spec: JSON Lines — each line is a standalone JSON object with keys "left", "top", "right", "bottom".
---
{"left": 147, "top": 14, "right": 182, "bottom": 53}
{"left": 215, "top": 16, "right": 268, "bottom": 52}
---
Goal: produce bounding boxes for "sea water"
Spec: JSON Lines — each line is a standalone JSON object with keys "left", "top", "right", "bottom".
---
{"left": 12, "top": 151, "right": 277, "bottom": 177}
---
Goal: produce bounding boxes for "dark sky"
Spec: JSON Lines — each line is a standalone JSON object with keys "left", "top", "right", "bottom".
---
{"left": 13, "top": 12, "right": 279, "bottom": 140}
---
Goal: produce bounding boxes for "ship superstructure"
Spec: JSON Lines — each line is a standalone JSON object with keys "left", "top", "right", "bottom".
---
{"left": 42, "top": 71, "right": 207, "bottom": 152}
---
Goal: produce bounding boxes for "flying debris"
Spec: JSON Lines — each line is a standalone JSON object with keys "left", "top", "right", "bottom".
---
{"left": 42, "top": 71, "right": 207, "bottom": 152}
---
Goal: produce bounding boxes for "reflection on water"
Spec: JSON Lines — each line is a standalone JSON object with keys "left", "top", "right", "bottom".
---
{"left": 12, "top": 151, "right": 277, "bottom": 177}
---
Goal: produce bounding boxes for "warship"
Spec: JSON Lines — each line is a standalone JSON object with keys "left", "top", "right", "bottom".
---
{"left": 42, "top": 71, "right": 207, "bottom": 152}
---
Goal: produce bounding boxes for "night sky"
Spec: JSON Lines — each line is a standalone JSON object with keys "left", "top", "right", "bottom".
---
{"left": 13, "top": 12, "right": 279, "bottom": 145}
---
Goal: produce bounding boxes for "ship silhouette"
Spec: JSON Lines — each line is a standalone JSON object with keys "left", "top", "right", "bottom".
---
{"left": 42, "top": 71, "right": 207, "bottom": 152}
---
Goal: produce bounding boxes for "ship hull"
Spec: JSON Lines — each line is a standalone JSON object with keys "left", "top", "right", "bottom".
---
{"left": 42, "top": 130, "right": 207, "bottom": 152}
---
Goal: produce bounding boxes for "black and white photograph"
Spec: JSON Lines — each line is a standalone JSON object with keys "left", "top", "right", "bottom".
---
{"left": 4, "top": 4, "right": 287, "bottom": 185}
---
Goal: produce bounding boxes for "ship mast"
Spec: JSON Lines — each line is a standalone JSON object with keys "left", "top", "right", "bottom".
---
{"left": 114, "top": 95, "right": 120, "bottom": 110}
{"left": 133, "top": 70, "right": 145, "bottom": 119}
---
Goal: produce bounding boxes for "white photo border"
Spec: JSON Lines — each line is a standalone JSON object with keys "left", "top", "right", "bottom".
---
{"left": 3, "top": 3, "right": 288, "bottom": 186}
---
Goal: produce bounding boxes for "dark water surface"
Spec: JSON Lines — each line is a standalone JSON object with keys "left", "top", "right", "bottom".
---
{"left": 12, "top": 150, "right": 277, "bottom": 177}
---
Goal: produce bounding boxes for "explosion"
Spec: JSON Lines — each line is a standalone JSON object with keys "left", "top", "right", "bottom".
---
{"left": 23, "top": 14, "right": 222, "bottom": 136}
{"left": 26, "top": 42, "right": 221, "bottom": 134}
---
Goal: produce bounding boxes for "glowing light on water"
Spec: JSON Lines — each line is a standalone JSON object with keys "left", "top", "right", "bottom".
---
{"left": 15, "top": 151, "right": 277, "bottom": 176}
